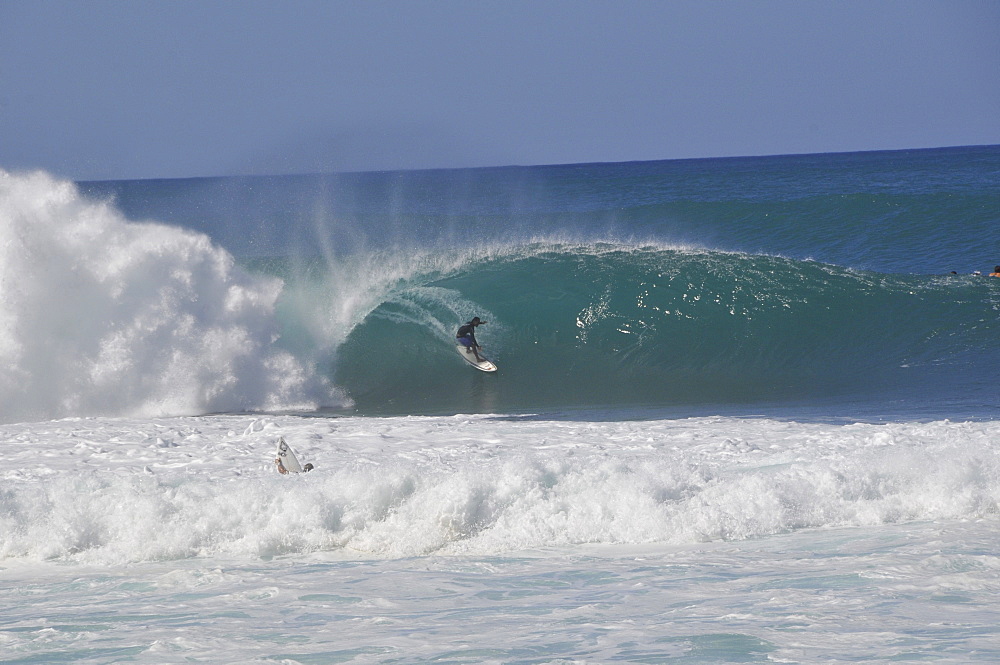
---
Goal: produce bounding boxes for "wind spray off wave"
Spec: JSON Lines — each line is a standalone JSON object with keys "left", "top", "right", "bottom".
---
{"left": 0, "top": 170, "right": 339, "bottom": 423}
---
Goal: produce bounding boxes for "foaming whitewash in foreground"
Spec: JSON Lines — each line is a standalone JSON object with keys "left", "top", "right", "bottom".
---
{"left": 2, "top": 414, "right": 999, "bottom": 563}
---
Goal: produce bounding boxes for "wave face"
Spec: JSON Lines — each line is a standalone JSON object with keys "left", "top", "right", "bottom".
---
{"left": 0, "top": 171, "right": 338, "bottom": 423}
{"left": 38, "top": 145, "right": 1000, "bottom": 418}
{"left": 331, "top": 243, "right": 999, "bottom": 414}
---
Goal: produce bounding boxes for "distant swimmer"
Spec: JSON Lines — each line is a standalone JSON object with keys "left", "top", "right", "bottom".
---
{"left": 456, "top": 316, "right": 487, "bottom": 362}
{"left": 990, "top": 266, "right": 1000, "bottom": 277}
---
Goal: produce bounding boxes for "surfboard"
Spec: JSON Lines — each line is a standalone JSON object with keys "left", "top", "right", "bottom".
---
{"left": 456, "top": 344, "right": 497, "bottom": 372}
{"left": 275, "top": 437, "right": 303, "bottom": 473}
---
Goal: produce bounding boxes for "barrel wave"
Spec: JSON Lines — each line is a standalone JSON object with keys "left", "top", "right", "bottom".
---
{"left": 329, "top": 242, "right": 999, "bottom": 415}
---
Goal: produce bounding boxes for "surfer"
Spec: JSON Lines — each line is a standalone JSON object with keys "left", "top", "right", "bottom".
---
{"left": 456, "top": 316, "right": 487, "bottom": 362}
{"left": 275, "top": 458, "right": 314, "bottom": 474}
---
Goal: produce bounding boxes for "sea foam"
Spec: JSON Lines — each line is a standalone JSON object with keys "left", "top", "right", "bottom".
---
{"left": 2, "top": 413, "right": 999, "bottom": 565}
{"left": 0, "top": 170, "right": 338, "bottom": 423}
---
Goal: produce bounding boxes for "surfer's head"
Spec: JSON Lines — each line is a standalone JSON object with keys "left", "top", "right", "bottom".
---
{"left": 469, "top": 317, "right": 486, "bottom": 325}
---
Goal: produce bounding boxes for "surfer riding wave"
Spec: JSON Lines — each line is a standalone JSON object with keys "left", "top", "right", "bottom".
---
{"left": 456, "top": 316, "right": 487, "bottom": 362}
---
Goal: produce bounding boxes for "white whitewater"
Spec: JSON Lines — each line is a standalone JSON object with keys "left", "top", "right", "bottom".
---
{"left": 2, "top": 412, "right": 999, "bottom": 662}
{"left": 0, "top": 170, "right": 338, "bottom": 424}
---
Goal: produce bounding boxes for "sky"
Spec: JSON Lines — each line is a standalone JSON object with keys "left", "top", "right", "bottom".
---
{"left": 1, "top": 0, "right": 998, "bottom": 180}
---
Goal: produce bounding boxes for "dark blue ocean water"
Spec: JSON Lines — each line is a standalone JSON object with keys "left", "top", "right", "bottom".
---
{"left": 81, "top": 146, "right": 1000, "bottom": 418}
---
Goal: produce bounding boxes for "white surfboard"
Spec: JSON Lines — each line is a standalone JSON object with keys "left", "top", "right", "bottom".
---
{"left": 456, "top": 344, "right": 497, "bottom": 372}
{"left": 275, "top": 437, "right": 303, "bottom": 473}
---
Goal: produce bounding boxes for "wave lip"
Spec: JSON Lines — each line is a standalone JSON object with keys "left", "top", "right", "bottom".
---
{"left": 0, "top": 170, "right": 340, "bottom": 423}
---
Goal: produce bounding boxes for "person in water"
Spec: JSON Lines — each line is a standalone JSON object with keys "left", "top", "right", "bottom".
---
{"left": 990, "top": 266, "right": 1000, "bottom": 277}
{"left": 456, "top": 316, "right": 487, "bottom": 362}
{"left": 275, "top": 459, "right": 314, "bottom": 474}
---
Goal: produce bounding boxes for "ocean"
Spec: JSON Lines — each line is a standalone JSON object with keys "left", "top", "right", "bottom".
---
{"left": 1, "top": 145, "right": 999, "bottom": 663}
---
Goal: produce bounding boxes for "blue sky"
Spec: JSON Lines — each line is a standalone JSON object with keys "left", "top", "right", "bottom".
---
{"left": 1, "top": 0, "right": 997, "bottom": 180}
